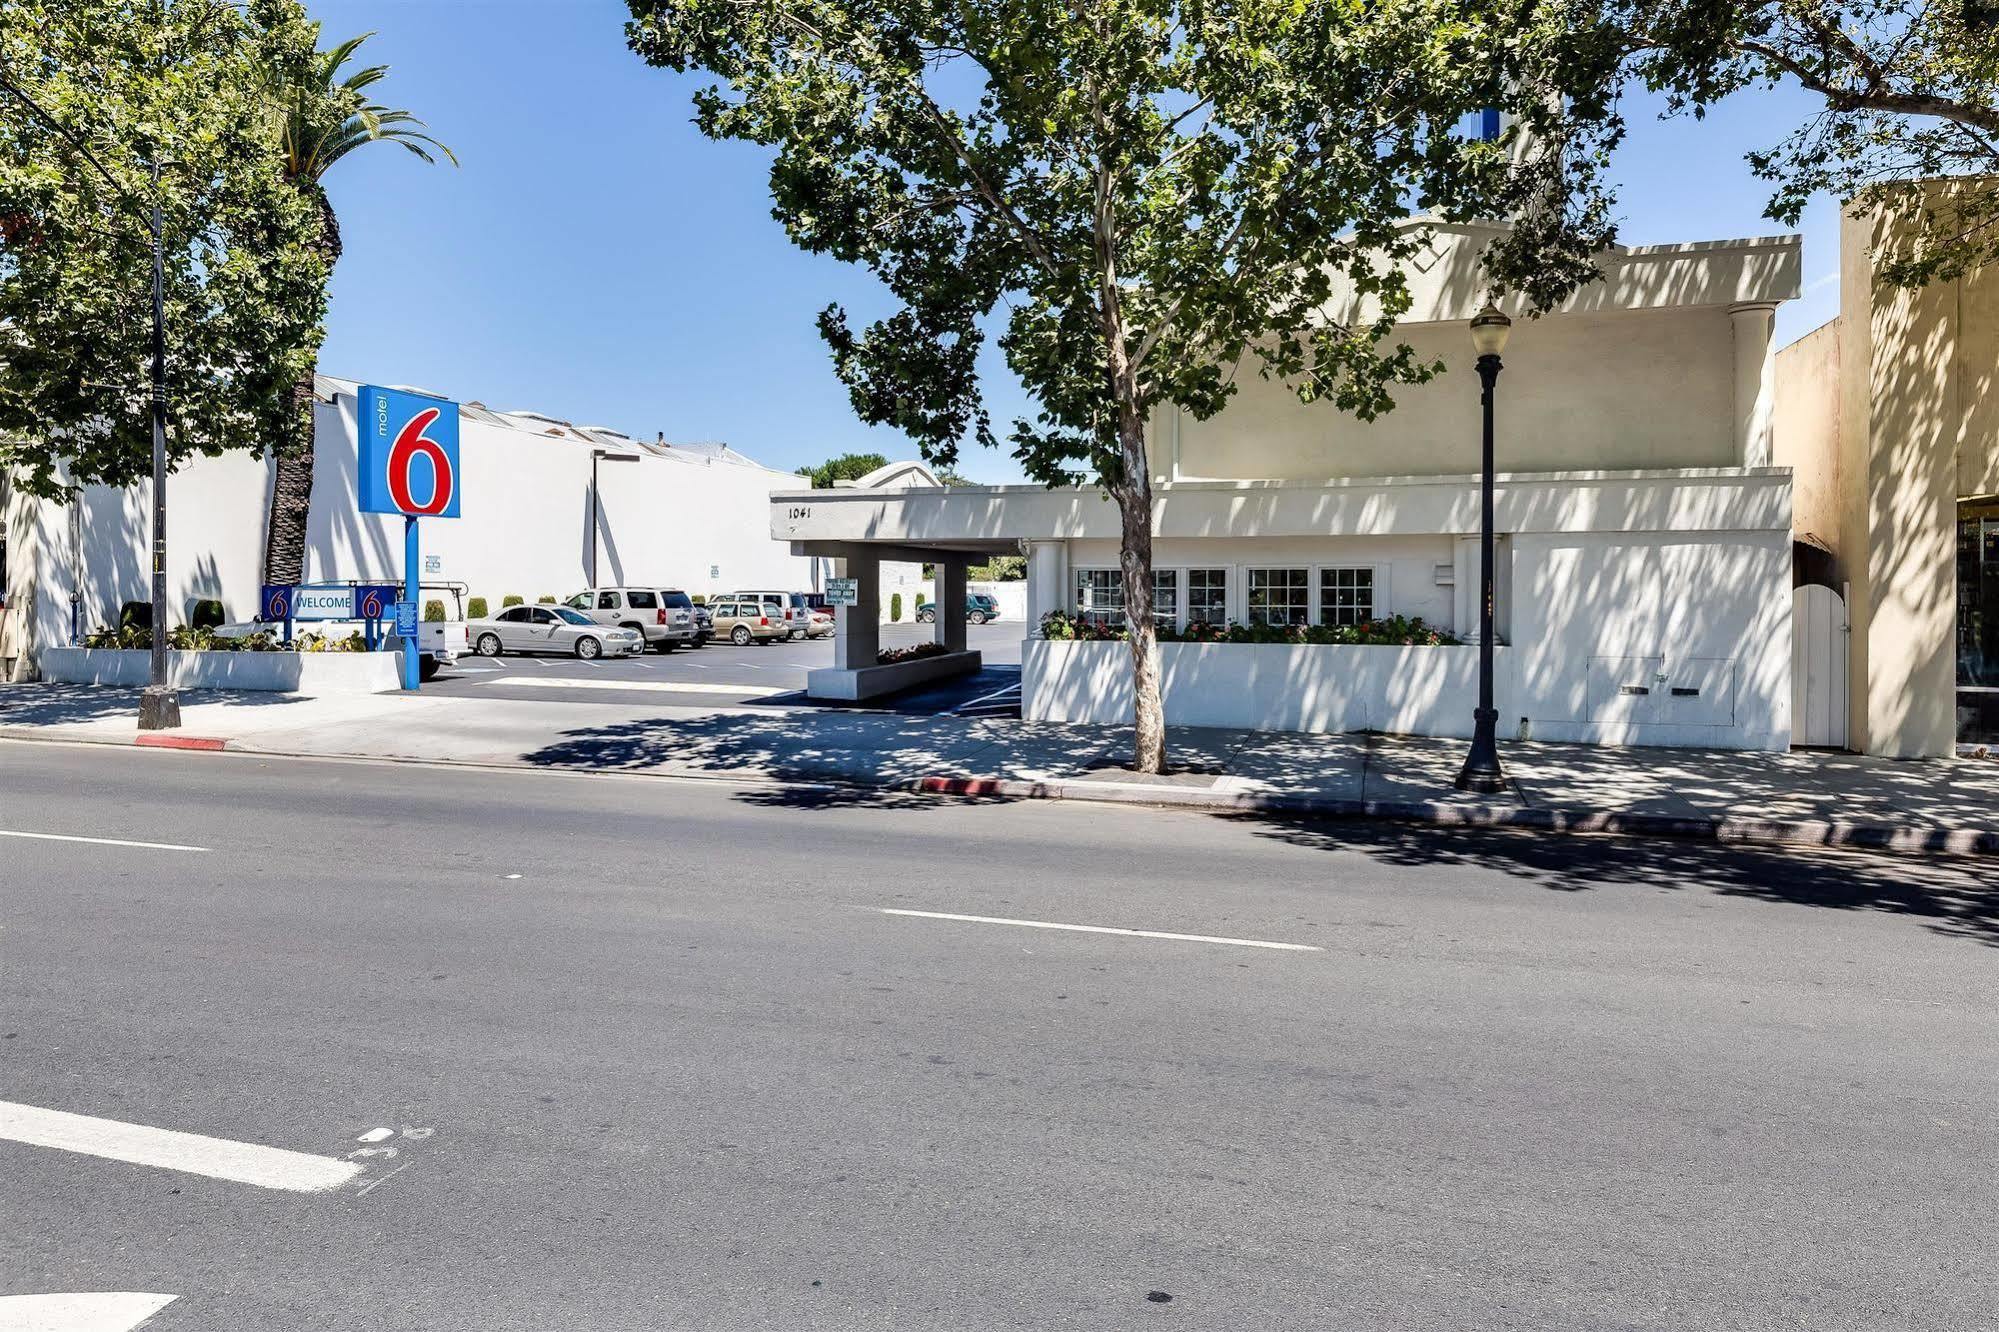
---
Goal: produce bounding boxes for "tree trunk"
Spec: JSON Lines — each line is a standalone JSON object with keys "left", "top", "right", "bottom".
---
{"left": 1114, "top": 463, "right": 1165, "bottom": 775}
{"left": 262, "top": 186, "right": 341, "bottom": 587}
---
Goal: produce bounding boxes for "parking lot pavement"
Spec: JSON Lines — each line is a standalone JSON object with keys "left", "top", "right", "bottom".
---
{"left": 426, "top": 620, "right": 1022, "bottom": 713}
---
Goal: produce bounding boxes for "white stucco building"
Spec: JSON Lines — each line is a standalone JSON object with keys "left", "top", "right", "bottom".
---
{"left": 777, "top": 221, "right": 1804, "bottom": 750}
{"left": 1, "top": 374, "right": 815, "bottom": 678}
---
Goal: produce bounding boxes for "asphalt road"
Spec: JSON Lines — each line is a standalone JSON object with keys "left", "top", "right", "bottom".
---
{"left": 3, "top": 741, "right": 1997, "bottom": 1330}
{"left": 426, "top": 620, "right": 1023, "bottom": 714}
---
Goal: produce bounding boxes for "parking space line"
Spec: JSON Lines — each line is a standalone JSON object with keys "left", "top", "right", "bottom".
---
{"left": 0, "top": 1100, "right": 363, "bottom": 1192}
{"left": 875, "top": 908, "right": 1321, "bottom": 952}
{"left": 479, "top": 677, "right": 790, "bottom": 697}
{"left": 0, "top": 829, "right": 207, "bottom": 853}
{"left": 0, "top": 1292, "right": 177, "bottom": 1332}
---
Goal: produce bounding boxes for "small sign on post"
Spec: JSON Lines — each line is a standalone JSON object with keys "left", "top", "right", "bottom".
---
{"left": 393, "top": 600, "right": 420, "bottom": 642}
{"left": 826, "top": 577, "right": 858, "bottom": 607}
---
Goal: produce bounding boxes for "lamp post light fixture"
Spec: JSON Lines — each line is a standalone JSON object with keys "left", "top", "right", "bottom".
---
{"left": 589, "top": 448, "right": 641, "bottom": 587}
{"left": 1455, "top": 303, "right": 1512, "bottom": 794}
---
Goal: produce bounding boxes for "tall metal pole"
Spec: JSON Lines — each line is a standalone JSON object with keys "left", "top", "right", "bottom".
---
{"left": 589, "top": 452, "right": 600, "bottom": 587}
{"left": 137, "top": 159, "right": 180, "bottom": 730}
{"left": 1455, "top": 352, "right": 1504, "bottom": 793}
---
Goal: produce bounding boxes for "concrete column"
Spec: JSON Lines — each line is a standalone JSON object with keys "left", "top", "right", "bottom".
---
{"left": 1025, "top": 540, "right": 1066, "bottom": 637}
{"left": 1731, "top": 302, "right": 1778, "bottom": 468}
{"left": 831, "top": 555, "right": 880, "bottom": 670}
{"left": 939, "top": 561, "right": 968, "bottom": 653}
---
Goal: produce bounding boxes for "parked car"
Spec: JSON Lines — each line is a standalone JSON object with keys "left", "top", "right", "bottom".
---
{"left": 469, "top": 605, "right": 642, "bottom": 659}
{"left": 707, "top": 599, "right": 789, "bottom": 646}
{"left": 562, "top": 586, "right": 696, "bottom": 652}
{"left": 915, "top": 593, "right": 1001, "bottom": 625}
{"left": 690, "top": 604, "right": 714, "bottom": 646}
{"left": 805, "top": 610, "right": 834, "bottom": 638}
{"left": 732, "top": 590, "right": 814, "bottom": 640}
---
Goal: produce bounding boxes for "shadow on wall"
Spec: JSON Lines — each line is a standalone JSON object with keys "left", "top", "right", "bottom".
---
{"left": 1237, "top": 815, "right": 1999, "bottom": 949}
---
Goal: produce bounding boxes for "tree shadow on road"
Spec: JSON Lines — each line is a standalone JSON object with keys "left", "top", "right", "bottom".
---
{"left": 1236, "top": 814, "right": 1999, "bottom": 948}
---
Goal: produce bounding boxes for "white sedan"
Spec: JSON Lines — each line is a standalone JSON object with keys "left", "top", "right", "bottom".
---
{"left": 468, "top": 605, "right": 642, "bottom": 660}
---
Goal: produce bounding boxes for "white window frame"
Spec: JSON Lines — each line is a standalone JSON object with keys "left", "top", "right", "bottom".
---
{"left": 1183, "top": 566, "right": 1229, "bottom": 630}
{"left": 1312, "top": 563, "right": 1389, "bottom": 628}
{"left": 1245, "top": 566, "right": 1312, "bottom": 628}
{"left": 1074, "top": 565, "right": 1183, "bottom": 630}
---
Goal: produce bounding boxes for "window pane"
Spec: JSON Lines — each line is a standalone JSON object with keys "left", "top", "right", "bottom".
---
{"left": 1247, "top": 568, "right": 1308, "bottom": 626}
{"left": 627, "top": 591, "right": 658, "bottom": 609}
{"left": 1187, "top": 569, "right": 1228, "bottom": 625}
{"left": 1073, "top": 569, "right": 1124, "bottom": 626}
{"left": 1152, "top": 570, "right": 1177, "bottom": 629}
{"left": 1318, "top": 568, "right": 1375, "bottom": 627}
{"left": 598, "top": 592, "right": 619, "bottom": 610}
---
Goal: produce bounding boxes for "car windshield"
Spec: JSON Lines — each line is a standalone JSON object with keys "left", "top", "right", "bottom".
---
{"left": 552, "top": 608, "right": 593, "bottom": 625}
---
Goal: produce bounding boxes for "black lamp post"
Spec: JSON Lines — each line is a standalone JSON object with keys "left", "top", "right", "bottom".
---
{"left": 589, "top": 449, "right": 640, "bottom": 586}
{"left": 1455, "top": 303, "right": 1511, "bottom": 794}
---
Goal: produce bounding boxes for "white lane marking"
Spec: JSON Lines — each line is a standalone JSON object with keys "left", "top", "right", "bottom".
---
{"left": 0, "top": 830, "right": 207, "bottom": 853}
{"left": 0, "top": 1101, "right": 362, "bottom": 1193}
{"left": 876, "top": 908, "right": 1321, "bottom": 952}
{"left": 0, "top": 1292, "right": 176, "bottom": 1332}
{"left": 356, "top": 1127, "right": 393, "bottom": 1143}
{"left": 447, "top": 662, "right": 502, "bottom": 673}
{"left": 953, "top": 682, "right": 1022, "bottom": 714}
{"left": 480, "top": 677, "right": 787, "bottom": 698}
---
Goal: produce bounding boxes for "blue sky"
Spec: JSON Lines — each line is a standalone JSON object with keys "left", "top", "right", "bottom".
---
{"left": 313, "top": 0, "right": 1841, "bottom": 483}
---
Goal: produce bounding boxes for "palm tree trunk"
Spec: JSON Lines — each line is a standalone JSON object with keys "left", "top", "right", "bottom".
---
{"left": 262, "top": 186, "right": 341, "bottom": 587}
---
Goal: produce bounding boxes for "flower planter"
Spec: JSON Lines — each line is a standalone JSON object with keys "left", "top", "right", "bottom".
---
{"left": 1023, "top": 638, "right": 1510, "bottom": 738}
{"left": 36, "top": 647, "right": 404, "bottom": 695}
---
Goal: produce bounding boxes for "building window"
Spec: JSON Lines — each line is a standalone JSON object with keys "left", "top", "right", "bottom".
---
{"left": 1247, "top": 568, "right": 1309, "bottom": 627}
{"left": 1185, "top": 568, "right": 1227, "bottom": 626}
{"left": 1075, "top": 568, "right": 1123, "bottom": 626}
{"left": 1318, "top": 567, "right": 1375, "bottom": 627}
{"left": 1076, "top": 567, "right": 1178, "bottom": 629}
{"left": 1150, "top": 570, "right": 1178, "bottom": 630}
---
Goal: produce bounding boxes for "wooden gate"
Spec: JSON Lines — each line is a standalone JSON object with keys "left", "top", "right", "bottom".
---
{"left": 1792, "top": 583, "right": 1849, "bottom": 749}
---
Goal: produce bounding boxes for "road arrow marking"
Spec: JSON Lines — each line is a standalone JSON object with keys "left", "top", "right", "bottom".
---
{"left": 0, "top": 1101, "right": 361, "bottom": 1193}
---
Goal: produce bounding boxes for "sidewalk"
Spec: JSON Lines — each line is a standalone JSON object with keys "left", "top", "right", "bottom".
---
{"left": 5, "top": 682, "right": 1998, "bottom": 854}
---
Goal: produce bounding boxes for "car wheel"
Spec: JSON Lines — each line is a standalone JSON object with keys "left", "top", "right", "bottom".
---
{"left": 659, "top": 640, "right": 676, "bottom": 653}
{"left": 731, "top": 625, "right": 752, "bottom": 646}
{"left": 475, "top": 633, "right": 503, "bottom": 657}
{"left": 575, "top": 635, "right": 603, "bottom": 660}
{"left": 970, "top": 611, "right": 988, "bottom": 625}
{"left": 418, "top": 657, "right": 441, "bottom": 682}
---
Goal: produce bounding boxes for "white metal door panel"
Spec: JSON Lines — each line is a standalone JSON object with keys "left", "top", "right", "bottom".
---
{"left": 1791, "top": 584, "right": 1850, "bottom": 748}
{"left": 1587, "top": 655, "right": 1667, "bottom": 723}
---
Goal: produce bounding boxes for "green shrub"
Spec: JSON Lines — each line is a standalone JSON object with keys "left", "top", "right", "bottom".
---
{"left": 537, "top": 595, "right": 557, "bottom": 605}
{"left": 690, "top": 594, "right": 706, "bottom": 605}
{"left": 467, "top": 597, "right": 489, "bottom": 619}
{"left": 118, "top": 600, "right": 152, "bottom": 631}
{"left": 889, "top": 592, "right": 903, "bottom": 622}
{"left": 424, "top": 599, "right": 446, "bottom": 622}
{"left": 188, "top": 599, "right": 225, "bottom": 630}
{"left": 502, "top": 594, "right": 524, "bottom": 608}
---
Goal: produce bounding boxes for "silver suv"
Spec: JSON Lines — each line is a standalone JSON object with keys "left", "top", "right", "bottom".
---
{"left": 732, "top": 590, "right": 813, "bottom": 640}
{"left": 564, "top": 586, "right": 698, "bottom": 652}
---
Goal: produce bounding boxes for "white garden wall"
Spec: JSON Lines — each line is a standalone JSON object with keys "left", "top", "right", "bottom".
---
{"left": 37, "top": 646, "right": 402, "bottom": 694}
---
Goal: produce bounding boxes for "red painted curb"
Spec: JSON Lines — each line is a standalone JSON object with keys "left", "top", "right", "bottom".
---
{"left": 134, "top": 734, "right": 228, "bottom": 751}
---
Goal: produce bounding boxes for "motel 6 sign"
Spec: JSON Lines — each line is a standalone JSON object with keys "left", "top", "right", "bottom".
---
{"left": 358, "top": 386, "right": 460, "bottom": 518}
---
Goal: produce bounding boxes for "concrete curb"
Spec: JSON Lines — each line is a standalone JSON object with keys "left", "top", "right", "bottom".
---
{"left": 5, "top": 724, "right": 1996, "bottom": 858}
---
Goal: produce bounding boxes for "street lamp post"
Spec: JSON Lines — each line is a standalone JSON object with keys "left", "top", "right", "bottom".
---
{"left": 1455, "top": 304, "right": 1511, "bottom": 794}
{"left": 138, "top": 161, "right": 179, "bottom": 730}
{"left": 588, "top": 449, "right": 640, "bottom": 587}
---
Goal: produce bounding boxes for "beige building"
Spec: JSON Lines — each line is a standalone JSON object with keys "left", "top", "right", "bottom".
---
{"left": 1773, "top": 186, "right": 1999, "bottom": 757}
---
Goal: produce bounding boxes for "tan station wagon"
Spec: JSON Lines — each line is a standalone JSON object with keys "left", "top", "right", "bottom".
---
{"left": 707, "top": 599, "right": 790, "bottom": 646}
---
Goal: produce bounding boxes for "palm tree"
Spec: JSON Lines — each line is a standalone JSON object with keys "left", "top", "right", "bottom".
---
{"left": 261, "top": 32, "right": 455, "bottom": 586}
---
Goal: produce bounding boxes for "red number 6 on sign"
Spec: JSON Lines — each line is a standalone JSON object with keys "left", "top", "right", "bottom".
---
{"left": 385, "top": 407, "right": 456, "bottom": 516}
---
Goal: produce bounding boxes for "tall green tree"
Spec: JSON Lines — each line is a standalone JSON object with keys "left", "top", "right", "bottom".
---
{"left": 628, "top": 0, "right": 1624, "bottom": 771}
{"left": 1616, "top": 0, "right": 1999, "bottom": 284}
{"left": 803, "top": 449, "right": 891, "bottom": 488}
{"left": 258, "top": 23, "right": 455, "bottom": 585}
{"left": 0, "top": 0, "right": 326, "bottom": 499}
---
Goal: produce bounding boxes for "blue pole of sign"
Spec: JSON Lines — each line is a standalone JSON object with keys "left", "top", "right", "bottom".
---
{"left": 403, "top": 514, "right": 420, "bottom": 690}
